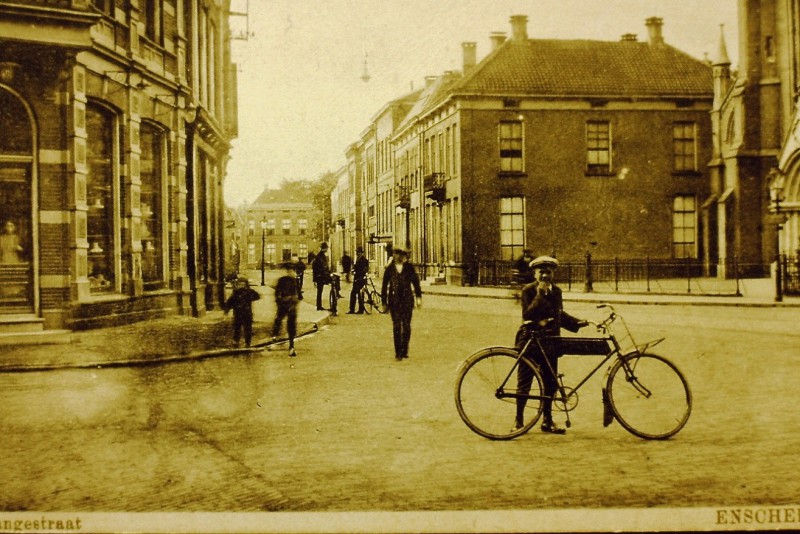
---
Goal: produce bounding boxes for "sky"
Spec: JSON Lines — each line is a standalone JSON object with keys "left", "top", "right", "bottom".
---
{"left": 224, "top": 0, "right": 739, "bottom": 207}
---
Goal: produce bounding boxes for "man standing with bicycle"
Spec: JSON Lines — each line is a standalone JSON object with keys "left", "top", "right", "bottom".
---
{"left": 347, "top": 246, "right": 369, "bottom": 314}
{"left": 516, "top": 256, "right": 588, "bottom": 434}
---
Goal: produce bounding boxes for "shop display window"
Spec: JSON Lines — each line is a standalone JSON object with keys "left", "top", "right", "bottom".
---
{"left": 140, "top": 123, "right": 164, "bottom": 289}
{"left": 86, "top": 106, "right": 116, "bottom": 293}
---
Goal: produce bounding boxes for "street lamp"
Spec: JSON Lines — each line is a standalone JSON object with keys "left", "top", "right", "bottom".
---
{"left": 768, "top": 168, "right": 786, "bottom": 302}
{"left": 260, "top": 217, "right": 267, "bottom": 286}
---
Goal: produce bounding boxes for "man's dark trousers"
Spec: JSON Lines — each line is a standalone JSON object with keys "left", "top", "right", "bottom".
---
{"left": 349, "top": 277, "right": 366, "bottom": 312}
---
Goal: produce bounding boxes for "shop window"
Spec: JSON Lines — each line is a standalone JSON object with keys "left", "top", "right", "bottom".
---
{"left": 86, "top": 105, "right": 117, "bottom": 293}
{"left": 140, "top": 123, "right": 165, "bottom": 289}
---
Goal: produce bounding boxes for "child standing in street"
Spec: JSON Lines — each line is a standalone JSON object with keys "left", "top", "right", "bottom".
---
{"left": 273, "top": 262, "right": 300, "bottom": 357}
{"left": 224, "top": 277, "right": 261, "bottom": 347}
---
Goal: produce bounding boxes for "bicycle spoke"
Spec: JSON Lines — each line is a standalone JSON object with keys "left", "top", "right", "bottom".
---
{"left": 607, "top": 354, "right": 691, "bottom": 440}
{"left": 455, "top": 348, "right": 544, "bottom": 440}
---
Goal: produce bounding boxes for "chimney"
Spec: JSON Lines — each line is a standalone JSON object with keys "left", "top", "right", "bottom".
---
{"left": 620, "top": 33, "right": 638, "bottom": 42}
{"left": 424, "top": 75, "right": 437, "bottom": 87}
{"left": 645, "top": 17, "right": 664, "bottom": 46}
{"left": 509, "top": 15, "right": 528, "bottom": 43}
{"left": 462, "top": 42, "right": 477, "bottom": 73}
{"left": 490, "top": 32, "right": 507, "bottom": 51}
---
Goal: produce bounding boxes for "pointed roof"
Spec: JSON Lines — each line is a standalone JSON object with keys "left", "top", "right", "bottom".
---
{"left": 452, "top": 37, "right": 712, "bottom": 98}
{"left": 713, "top": 24, "right": 731, "bottom": 66}
{"left": 395, "top": 73, "right": 463, "bottom": 135}
{"left": 249, "top": 187, "right": 313, "bottom": 210}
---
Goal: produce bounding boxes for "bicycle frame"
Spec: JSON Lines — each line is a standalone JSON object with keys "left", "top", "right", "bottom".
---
{"left": 496, "top": 305, "right": 664, "bottom": 405}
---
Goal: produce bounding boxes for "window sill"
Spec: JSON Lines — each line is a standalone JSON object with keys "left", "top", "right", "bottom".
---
{"left": 672, "top": 171, "right": 702, "bottom": 177}
{"left": 584, "top": 171, "right": 616, "bottom": 177}
{"left": 497, "top": 171, "right": 527, "bottom": 179}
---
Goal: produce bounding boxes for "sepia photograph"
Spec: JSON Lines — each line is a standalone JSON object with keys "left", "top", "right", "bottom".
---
{"left": 0, "top": 0, "right": 798, "bottom": 532}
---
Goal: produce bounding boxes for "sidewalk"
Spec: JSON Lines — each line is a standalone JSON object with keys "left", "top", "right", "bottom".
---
{"left": 0, "top": 271, "right": 329, "bottom": 373}
{"left": 0, "top": 273, "right": 796, "bottom": 372}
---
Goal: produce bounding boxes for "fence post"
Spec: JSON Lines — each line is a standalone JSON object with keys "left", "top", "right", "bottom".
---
{"left": 646, "top": 256, "right": 651, "bottom": 292}
{"left": 567, "top": 263, "right": 572, "bottom": 291}
{"left": 734, "top": 256, "right": 742, "bottom": 296}
{"left": 584, "top": 252, "right": 593, "bottom": 293}
{"left": 614, "top": 257, "right": 619, "bottom": 292}
{"left": 686, "top": 256, "right": 691, "bottom": 294}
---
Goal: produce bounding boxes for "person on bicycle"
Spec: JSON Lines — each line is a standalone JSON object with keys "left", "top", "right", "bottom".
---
{"left": 312, "top": 242, "right": 331, "bottom": 311}
{"left": 515, "top": 255, "right": 588, "bottom": 434}
{"left": 348, "top": 246, "right": 370, "bottom": 314}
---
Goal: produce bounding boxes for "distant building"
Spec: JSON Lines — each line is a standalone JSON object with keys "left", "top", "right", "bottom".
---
{"left": 0, "top": 1, "right": 238, "bottom": 331}
{"left": 246, "top": 188, "right": 316, "bottom": 270}
{"left": 224, "top": 205, "right": 245, "bottom": 279}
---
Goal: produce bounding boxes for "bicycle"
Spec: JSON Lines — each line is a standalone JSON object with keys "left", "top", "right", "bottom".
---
{"left": 328, "top": 273, "right": 342, "bottom": 316}
{"left": 359, "top": 273, "right": 387, "bottom": 314}
{"left": 454, "top": 304, "right": 692, "bottom": 440}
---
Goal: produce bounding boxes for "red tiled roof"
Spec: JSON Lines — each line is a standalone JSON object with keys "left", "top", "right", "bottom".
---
{"left": 455, "top": 39, "right": 712, "bottom": 97}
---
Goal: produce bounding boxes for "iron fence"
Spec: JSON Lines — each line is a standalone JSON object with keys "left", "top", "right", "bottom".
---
{"left": 782, "top": 255, "right": 800, "bottom": 295}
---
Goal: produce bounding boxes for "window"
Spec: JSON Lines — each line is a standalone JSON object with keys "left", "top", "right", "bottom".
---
{"left": 586, "top": 121, "right": 611, "bottom": 174}
{"left": 282, "top": 218, "right": 291, "bottom": 235}
{"left": 266, "top": 243, "right": 276, "bottom": 265}
{"left": 90, "top": 0, "right": 113, "bottom": 15}
{"left": 282, "top": 243, "right": 292, "bottom": 261}
{"left": 299, "top": 218, "right": 307, "bottom": 236}
{"left": 266, "top": 218, "right": 275, "bottom": 236}
{"left": 142, "top": 0, "right": 162, "bottom": 44}
{"left": 139, "top": 123, "right": 165, "bottom": 289}
{"left": 673, "top": 122, "right": 697, "bottom": 172}
{"left": 86, "top": 105, "right": 116, "bottom": 293}
{"left": 248, "top": 220, "right": 254, "bottom": 236}
{"left": 499, "top": 121, "right": 523, "bottom": 172}
{"left": 499, "top": 197, "right": 525, "bottom": 261}
{"left": 247, "top": 243, "right": 255, "bottom": 264}
{"left": 299, "top": 243, "right": 308, "bottom": 259}
{"left": 672, "top": 195, "right": 697, "bottom": 258}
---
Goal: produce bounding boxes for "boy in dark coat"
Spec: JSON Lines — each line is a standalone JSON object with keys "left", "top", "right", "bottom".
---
{"left": 273, "top": 262, "right": 300, "bottom": 357}
{"left": 224, "top": 277, "right": 261, "bottom": 347}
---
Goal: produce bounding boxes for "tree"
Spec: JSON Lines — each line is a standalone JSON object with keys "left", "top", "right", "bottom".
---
{"left": 308, "top": 171, "right": 338, "bottom": 242}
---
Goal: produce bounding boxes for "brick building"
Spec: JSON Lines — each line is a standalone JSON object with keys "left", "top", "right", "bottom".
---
{"left": 0, "top": 0, "right": 237, "bottom": 331}
{"left": 245, "top": 187, "right": 316, "bottom": 271}
{"left": 389, "top": 15, "right": 714, "bottom": 284}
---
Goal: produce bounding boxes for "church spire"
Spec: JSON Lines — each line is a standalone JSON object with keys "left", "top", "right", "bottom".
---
{"left": 713, "top": 24, "right": 731, "bottom": 66}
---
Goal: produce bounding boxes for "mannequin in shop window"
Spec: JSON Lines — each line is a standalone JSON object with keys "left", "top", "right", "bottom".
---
{"left": 0, "top": 221, "right": 23, "bottom": 264}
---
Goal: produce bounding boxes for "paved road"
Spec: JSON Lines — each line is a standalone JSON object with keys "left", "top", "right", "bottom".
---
{"left": 0, "top": 295, "right": 798, "bottom": 514}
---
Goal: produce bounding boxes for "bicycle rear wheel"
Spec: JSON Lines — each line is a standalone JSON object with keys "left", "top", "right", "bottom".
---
{"left": 606, "top": 353, "right": 691, "bottom": 440}
{"left": 454, "top": 347, "right": 544, "bottom": 440}
{"left": 361, "top": 288, "right": 373, "bottom": 314}
{"left": 371, "top": 290, "right": 387, "bottom": 313}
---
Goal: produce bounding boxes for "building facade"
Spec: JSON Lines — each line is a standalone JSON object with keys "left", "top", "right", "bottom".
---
{"left": 245, "top": 187, "right": 316, "bottom": 271}
{"left": 0, "top": 0, "right": 237, "bottom": 330}
{"left": 712, "top": 0, "right": 800, "bottom": 286}
{"left": 385, "top": 16, "right": 714, "bottom": 284}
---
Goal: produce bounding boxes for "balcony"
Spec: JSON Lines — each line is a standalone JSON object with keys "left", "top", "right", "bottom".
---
{"left": 423, "top": 172, "right": 446, "bottom": 204}
{"left": 395, "top": 185, "right": 411, "bottom": 210}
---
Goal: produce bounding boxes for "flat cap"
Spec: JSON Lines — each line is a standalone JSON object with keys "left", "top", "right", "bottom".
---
{"left": 529, "top": 255, "right": 559, "bottom": 269}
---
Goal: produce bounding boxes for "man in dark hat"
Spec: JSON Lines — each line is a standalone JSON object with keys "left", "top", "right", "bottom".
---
{"left": 381, "top": 247, "right": 422, "bottom": 361}
{"left": 312, "top": 242, "right": 331, "bottom": 310}
{"left": 515, "top": 255, "right": 588, "bottom": 434}
{"left": 348, "top": 246, "right": 369, "bottom": 314}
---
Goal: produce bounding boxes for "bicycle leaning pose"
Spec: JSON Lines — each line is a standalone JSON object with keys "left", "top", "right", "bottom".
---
{"left": 328, "top": 272, "right": 342, "bottom": 316}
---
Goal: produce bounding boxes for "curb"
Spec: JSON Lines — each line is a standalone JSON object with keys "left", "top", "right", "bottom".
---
{"left": 0, "top": 320, "right": 328, "bottom": 374}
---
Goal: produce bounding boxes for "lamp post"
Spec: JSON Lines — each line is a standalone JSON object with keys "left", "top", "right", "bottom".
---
{"left": 260, "top": 217, "right": 267, "bottom": 286}
{"left": 768, "top": 168, "right": 786, "bottom": 302}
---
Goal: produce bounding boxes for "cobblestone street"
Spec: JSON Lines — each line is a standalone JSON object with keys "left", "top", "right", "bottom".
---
{"left": 0, "top": 294, "right": 798, "bottom": 523}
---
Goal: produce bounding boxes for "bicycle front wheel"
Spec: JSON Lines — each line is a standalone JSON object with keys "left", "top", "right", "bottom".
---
{"left": 370, "top": 290, "right": 387, "bottom": 313}
{"left": 606, "top": 353, "right": 691, "bottom": 440}
{"left": 329, "top": 288, "right": 337, "bottom": 315}
{"left": 454, "top": 347, "right": 544, "bottom": 440}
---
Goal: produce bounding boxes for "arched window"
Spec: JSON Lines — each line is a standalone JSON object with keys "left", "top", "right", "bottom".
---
{"left": 86, "top": 105, "right": 117, "bottom": 293}
{"left": 139, "top": 123, "right": 165, "bottom": 289}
